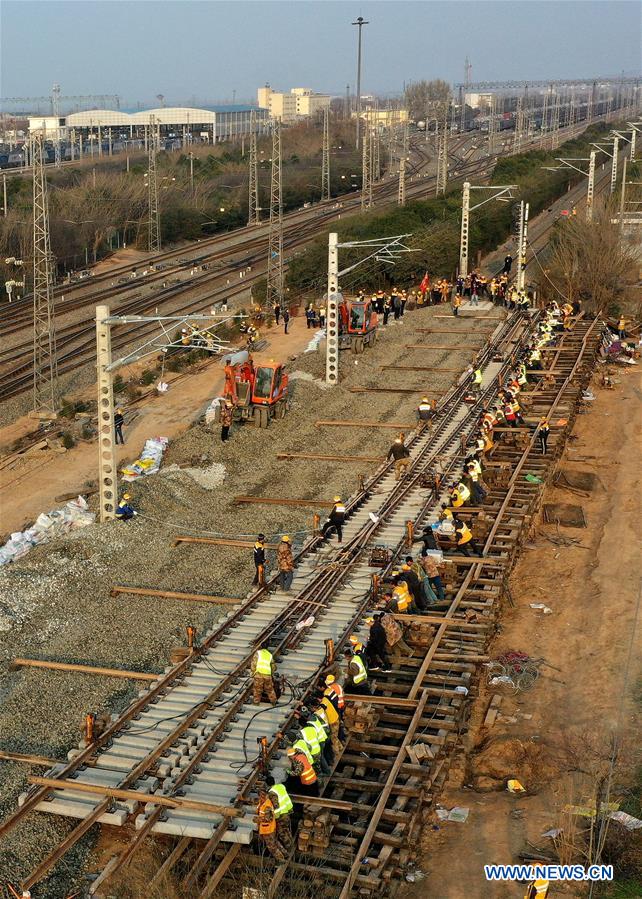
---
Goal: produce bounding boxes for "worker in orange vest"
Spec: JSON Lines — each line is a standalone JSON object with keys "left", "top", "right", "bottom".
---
{"left": 286, "top": 746, "right": 319, "bottom": 796}
{"left": 256, "top": 786, "right": 287, "bottom": 859}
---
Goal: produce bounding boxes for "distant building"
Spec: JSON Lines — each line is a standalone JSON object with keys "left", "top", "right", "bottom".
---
{"left": 362, "top": 108, "right": 410, "bottom": 128}
{"left": 26, "top": 105, "right": 268, "bottom": 143}
{"left": 257, "top": 85, "right": 331, "bottom": 122}
{"left": 465, "top": 93, "right": 494, "bottom": 110}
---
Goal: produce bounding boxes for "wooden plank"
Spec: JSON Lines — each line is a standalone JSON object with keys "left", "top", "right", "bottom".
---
{"left": 315, "top": 420, "right": 414, "bottom": 429}
{"left": 0, "top": 751, "right": 60, "bottom": 767}
{"left": 277, "top": 452, "right": 386, "bottom": 463}
{"left": 404, "top": 344, "right": 480, "bottom": 350}
{"left": 417, "top": 328, "right": 493, "bottom": 334}
{"left": 348, "top": 386, "right": 427, "bottom": 394}
{"left": 111, "top": 585, "right": 240, "bottom": 605}
{"left": 150, "top": 836, "right": 192, "bottom": 889}
{"left": 12, "top": 658, "right": 158, "bottom": 681}
{"left": 28, "top": 776, "right": 244, "bottom": 817}
{"left": 344, "top": 694, "right": 419, "bottom": 708}
{"left": 198, "top": 843, "right": 241, "bottom": 899}
{"left": 173, "top": 536, "right": 280, "bottom": 549}
{"left": 381, "top": 365, "right": 463, "bottom": 372}
{"left": 234, "top": 495, "right": 334, "bottom": 508}
{"left": 434, "top": 314, "right": 502, "bottom": 319}
{"left": 392, "top": 613, "right": 490, "bottom": 629}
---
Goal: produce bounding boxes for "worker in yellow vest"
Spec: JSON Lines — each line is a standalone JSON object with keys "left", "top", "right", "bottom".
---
{"left": 298, "top": 715, "right": 330, "bottom": 775}
{"left": 251, "top": 642, "right": 277, "bottom": 704}
{"left": 266, "top": 776, "right": 294, "bottom": 850}
{"left": 343, "top": 646, "right": 370, "bottom": 695}
{"left": 452, "top": 517, "right": 483, "bottom": 557}
{"left": 472, "top": 367, "right": 483, "bottom": 395}
{"left": 524, "top": 878, "right": 549, "bottom": 899}
{"left": 286, "top": 745, "right": 319, "bottom": 796}
{"left": 256, "top": 787, "right": 286, "bottom": 859}
{"left": 316, "top": 698, "right": 342, "bottom": 756}
{"left": 451, "top": 481, "right": 471, "bottom": 508}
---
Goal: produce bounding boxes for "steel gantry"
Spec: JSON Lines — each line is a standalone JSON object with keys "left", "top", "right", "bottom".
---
{"left": 516, "top": 201, "right": 530, "bottom": 291}
{"left": 266, "top": 118, "right": 284, "bottom": 309}
{"left": 146, "top": 116, "right": 161, "bottom": 253}
{"left": 325, "top": 232, "right": 414, "bottom": 385}
{"left": 459, "top": 182, "right": 518, "bottom": 279}
{"left": 31, "top": 131, "right": 59, "bottom": 416}
{"left": 322, "top": 105, "right": 331, "bottom": 201}
{"left": 248, "top": 109, "right": 259, "bottom": 225}
{"left": 544, "top": 150, "right": 597, "bottom": 222}
{"left": 361, "top": 124, "right": 372, "bottom": 210}
{"left": 95, "top": 309, "right": 235, "bottom": 522}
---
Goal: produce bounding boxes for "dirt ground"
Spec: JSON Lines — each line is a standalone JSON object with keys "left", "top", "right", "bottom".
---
{"left": 404, "top": 362, "right": 642, "bottom": 897}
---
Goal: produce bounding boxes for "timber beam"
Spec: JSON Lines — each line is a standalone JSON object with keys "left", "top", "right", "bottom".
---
{"left": 381, "top": 365, "right": 463, "bottom": 372}
{"left": 404, "top": 344, "right": 480, "bottom": 350}
{"left": 173, "top": 536, "right": 280, "bottom": 549}
{"left": 11, "top": 658, "right": 158, "bottom": 681}
{"left": 277, "top": 452, "right": 386, "bottom": 463}
{"left": 233, "top": 496, "right": 334, "bottom": 508}
{"left": 111, "top": 586, "right": 240, "bottom": 605}
{"left": 315, "top": 420, "right": 415, "bottom": 429}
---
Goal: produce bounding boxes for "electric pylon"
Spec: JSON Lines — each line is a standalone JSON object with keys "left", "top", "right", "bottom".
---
{"left": 436, "top": 111, "right": 448, "bottom": 195}
{"left": 513, "top": 96, "right": 525, "bottom": 153}
{"left": 248, "top": 109, "right": 259, "bottom": 225}
{"left": 321, "top": 105, "right": 330, "bottom": 200}
{"left": 147, "top": 116, "right": 161, "bottom": 252}
{"left": 31, "top": 131, "right": 59, "bottom": 415}
{"left": 488, "top": 95, "right": 497, "bottom": 156}
{"left": 550, "top": 92, "right": 561, "bottom": 150}
{"left": 361, "top": 124, "right": 372, "bottom": 209}
{"left": 266, "top": 118, "right": 284, "bottom": 308}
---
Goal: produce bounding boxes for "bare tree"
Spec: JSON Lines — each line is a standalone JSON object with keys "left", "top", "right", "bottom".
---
{"left": 539, "top": 199, "right": 641, "bottom": 314}
{"left": 404, "top": 80, "right": 451, "bottom": 122}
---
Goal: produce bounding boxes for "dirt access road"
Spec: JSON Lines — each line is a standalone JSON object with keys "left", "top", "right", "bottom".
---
{"left": 0, "top": 314, "right": 316, "bottom": 535}
{"left": 406, "top": 363, "right": 642, "bottom": 897}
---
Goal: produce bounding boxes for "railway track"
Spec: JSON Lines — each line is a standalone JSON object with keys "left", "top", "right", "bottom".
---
{"left": 1, "top": 308, "right": 603, "bottom": 897}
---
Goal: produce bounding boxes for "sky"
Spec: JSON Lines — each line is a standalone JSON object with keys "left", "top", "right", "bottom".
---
{"left": 1, "top": 0, "right": 640, "bottom": 108}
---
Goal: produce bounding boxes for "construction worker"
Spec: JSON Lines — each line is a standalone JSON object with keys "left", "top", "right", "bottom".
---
{"left": 452, "top": 517, "right": 483, "bottom": 557}
{"left": 220, "top": 399, "right": 234, "bottom": 442}
{"left": 265, "top": 777, "right": 294, "bottom": 850}
{"left": 524, "top": 877, "right": 549, "bottom": 899}
{"left": 387, "top": 435, "right": 411, "bottom": 481}
{"left": 256, "top": 786, "right": 286, "bottom": 860}
{"left": 115, "top": 493, "right": 136, "bottom": 521}
{"left": 412, "top": 522, "right": 440, "bottom": 556}
{"left": 617, "top": 315, "right": 627, "bottom": 339}
{"left": 323, "top": 674, "right": 345, "bottom": 717}
{"left": 450, "top": 480, "right": 471, "bottom": 508}
{"left": 379, "top": 605, "right": 414, "bottom": 663}
{"left": 317, "top": 694, "right": 342, "bottom": 756}
{"left": 251, "top": 641, "right": 277, "bottom": 704}
{"left": 417, "top": 396, "right": 433, "bottom": 421}
{"left": 466, "top": 462, "right": 487, "bottom": 504}
{"left": 321, "top": 496, "right": 346, "bottom": 544}
{"left": 298, "top": 715, "right": 330, "bottom": 775}
{"left": 386, "top": 579, "right": 418, "bottom": 615}
{"left": 114, "top": 408, "right": 125, "bottom": 445}
{"left": 502, "top": 253, "right": 513, "bottom": 275}
{"left": 365, "top": 614, "right": 392, "bottom": 672}
{"left": 277, "top": 535, "right": 294, "bottom": 592}
{"left": 420, "top": 553, "right": 446, "bottom": 602}
{"left": 538, "top": 418, "right": 550, "bottom": 455}
{"left": 399, "top": 561, "right": 427, "bottom": 610}
{"left": 306, "top": 705, "right": 334, "bottom": 765}
{"left": 286, "top": 745, "right": 319, "bottom": 796}
{"left": 253, "top": 534, "right": 267, "bottom": 586}
{"left": 343, "top": 646, "right": 370, "bottom": 695}
{"left": 472, "top": 367, "right": 483, "bottom": 395}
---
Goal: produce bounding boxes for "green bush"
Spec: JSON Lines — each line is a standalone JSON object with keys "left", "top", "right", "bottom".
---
{"left": 61, "top": 432, "right": 75, "bottom": 449}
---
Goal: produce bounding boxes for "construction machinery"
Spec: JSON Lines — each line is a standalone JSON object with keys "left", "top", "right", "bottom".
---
{"left": 219, "top": 350, "right": 288, "bottom": 428}
{"left": 338, "top": 296, "right": 379, "bottom": 354}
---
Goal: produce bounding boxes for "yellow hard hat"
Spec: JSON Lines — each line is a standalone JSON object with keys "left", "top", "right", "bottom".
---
{"left": 324, "top": 674, "right": 335, "bottom": 685}
{"left": 286, "top": 747, "right": 296, "bottom": 756}
{"left": 422, "top": 397, "right": 429, "bottom": 402}
{"left": 122, "top": 493, "right": 131, "bottom": 500}
{"left": 365, "top": 617, "right": 374, "bottom": 625}
{"left": 281, "top": 535, "right": 291, "bottom": 543}
{"left": 349, "top": 635, "right": 359, "bottom": 646}
{"left": 333, "top": 495, "right": 341, "bottom": 502}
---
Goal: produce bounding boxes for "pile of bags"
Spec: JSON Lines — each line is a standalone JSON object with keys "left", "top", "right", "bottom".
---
{"left": 0, "top": 496, "right": 95, "bottom": 566}
{"left": 121, "top": 437, "right": 168, "bottom": 481}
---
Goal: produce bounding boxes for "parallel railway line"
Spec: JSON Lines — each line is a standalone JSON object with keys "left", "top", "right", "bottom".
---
{"left": 1, "top": 308, "right": 603, "bottom": 897}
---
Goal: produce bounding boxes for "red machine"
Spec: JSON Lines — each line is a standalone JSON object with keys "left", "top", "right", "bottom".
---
{"left": 221, "top": 350, "right": 288, "bottom": 428}
{"left": 338, "top": 297, "right": 378, "bottom": 354}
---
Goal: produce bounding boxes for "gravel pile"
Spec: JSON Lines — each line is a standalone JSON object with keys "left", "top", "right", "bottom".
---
{"left": 0, "top": 302, "right": 504, "bottom": 895}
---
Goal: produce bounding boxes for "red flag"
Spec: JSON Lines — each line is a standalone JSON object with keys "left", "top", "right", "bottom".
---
{"left": 419, "top": 272, "right": 430, "bottom": 294}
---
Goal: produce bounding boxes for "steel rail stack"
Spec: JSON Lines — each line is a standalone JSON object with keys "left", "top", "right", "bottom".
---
{"left": 0, "top": 311, "right": 603, "bottom": 898}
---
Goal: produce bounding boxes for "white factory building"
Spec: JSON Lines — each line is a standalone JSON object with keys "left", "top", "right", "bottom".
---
{"left": 28, "top": 105, "right": 269, "bottom": 142}
{"left": 257, "top": 85, "right": 331, "bottom": 122}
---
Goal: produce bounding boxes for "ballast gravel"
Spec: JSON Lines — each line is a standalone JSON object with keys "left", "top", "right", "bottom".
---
{"left": 0, "top": 303, "right": 503, "bottom": 896}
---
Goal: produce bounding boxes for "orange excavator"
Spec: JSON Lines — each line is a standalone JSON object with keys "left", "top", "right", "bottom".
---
{"left": 338, "top": 296, "right": 378, "bottom": 354}
{"left": 220, "top": 350, "right": 289, "bottom": 428}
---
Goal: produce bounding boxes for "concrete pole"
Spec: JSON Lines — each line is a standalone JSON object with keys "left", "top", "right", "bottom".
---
{"left": 630, "top": 126, "right": 637, "bottom": 162}
{"left": 586, "top": 150, "right": 596, "bottom": 222}
{"left": 517, "top": 202, "right": 529, "bottom": 291}
{"left": 619, "top": 156, "right": 627, "bottom": 232}
{"left": 610, "top": 136, "right": 619, "bottom": 194}
{"left": 459, "top": 181, "right": 470, "bottom": 279}
{"left": 326, "top": 232, "right": 340, "bottom": 386}
{"left": 2, "top": 174, "right": 6, "bottom": 216}
{"left": 96, "top": 305, "right": 117, "bottom": 522}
